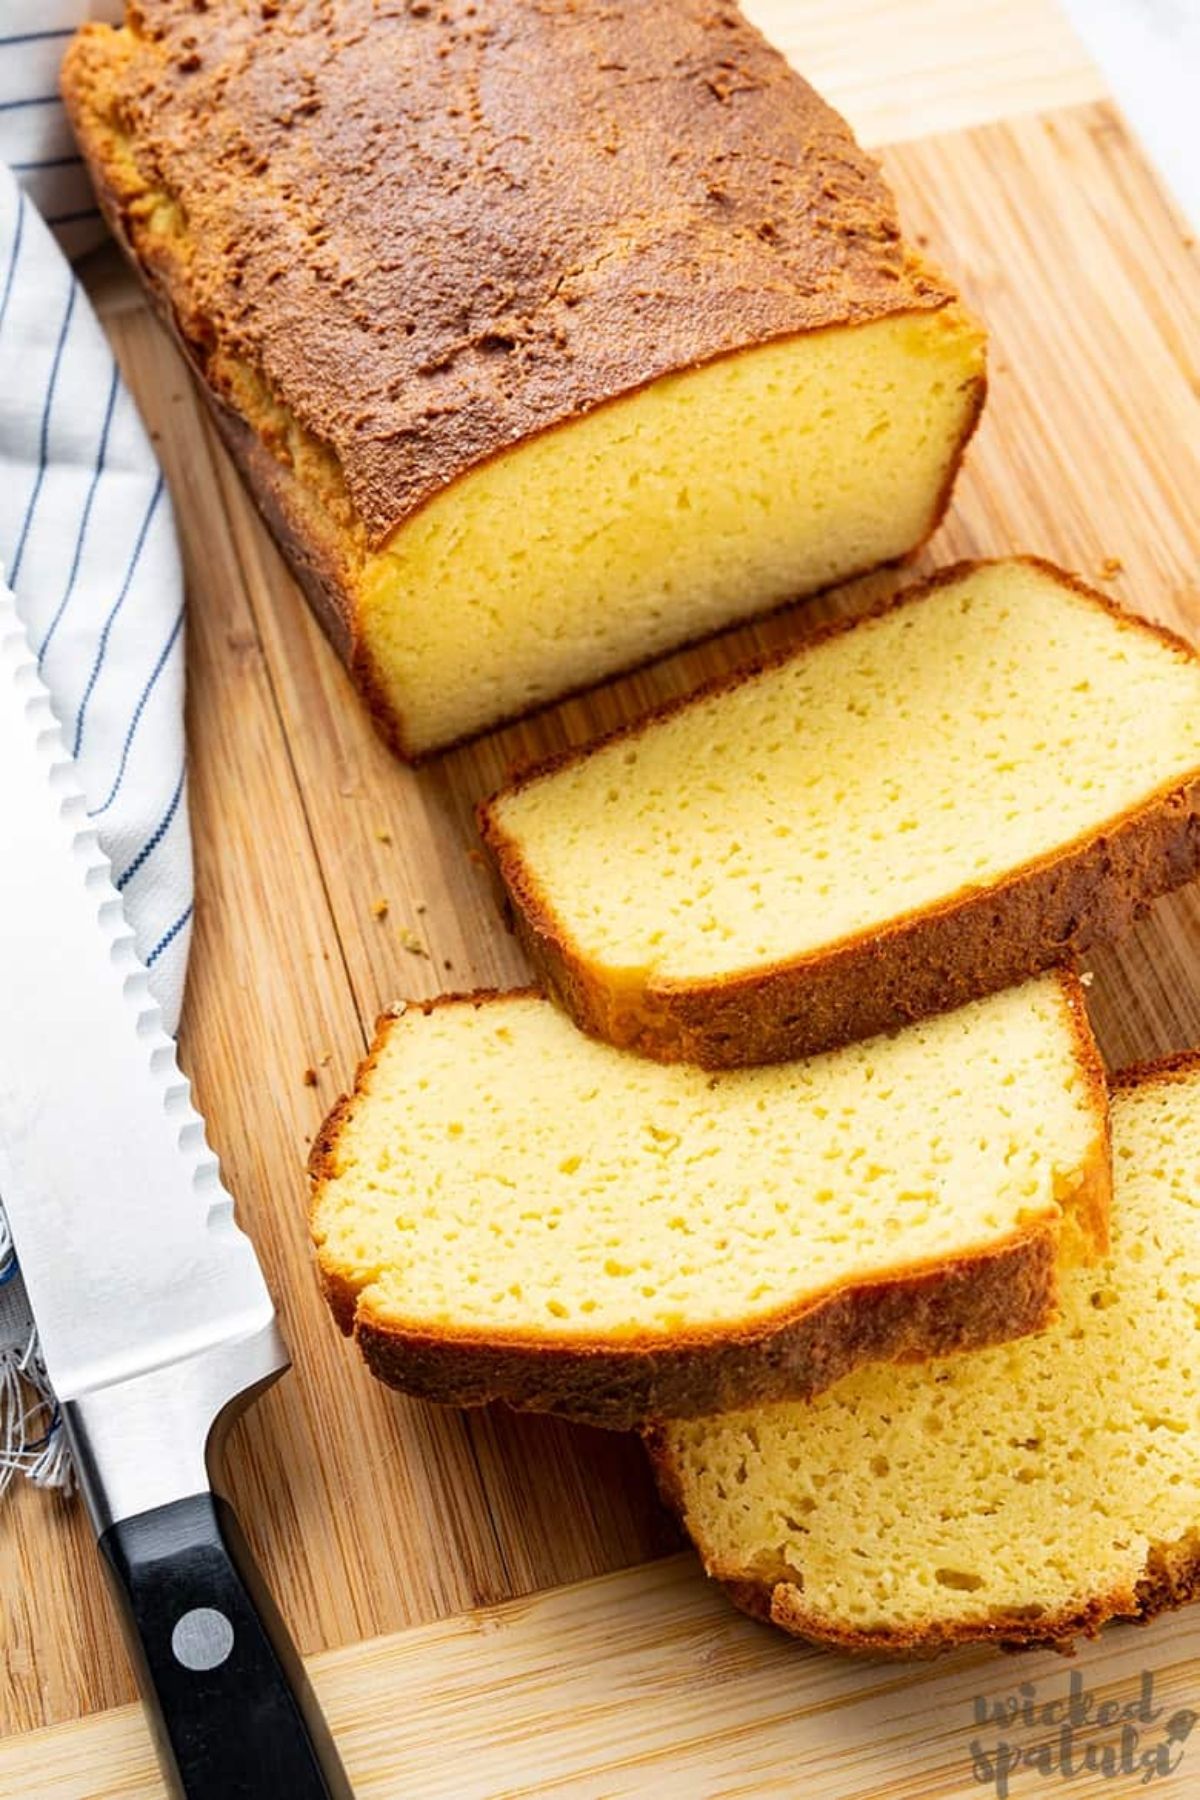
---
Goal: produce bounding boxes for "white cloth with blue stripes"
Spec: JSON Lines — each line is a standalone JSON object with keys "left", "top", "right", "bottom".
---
{"left": 0, "top": 3, "right": 191, "bottom": 1495}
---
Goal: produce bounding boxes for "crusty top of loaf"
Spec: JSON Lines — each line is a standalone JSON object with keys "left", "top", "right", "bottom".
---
{"left": 64, "top": 0, "right": 954, "bottom": 550}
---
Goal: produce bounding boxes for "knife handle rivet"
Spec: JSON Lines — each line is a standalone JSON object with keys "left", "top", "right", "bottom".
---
{"left": 170, "top": 1606, "right": 235, "bottom": 1672}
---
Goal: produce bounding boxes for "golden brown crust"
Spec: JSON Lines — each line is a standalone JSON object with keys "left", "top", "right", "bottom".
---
{"left": 707, "top": 1546, "right": 1200, "bottom": 1657}
{"left": 63, "top": 1, "right": 958, "bottom": 549}
{"left": 62, "top": 5, "right": 983, "bottom": 760}
{"left": 1113, "top": 1044, "right": 1200, "bottom": 1090}
{"left": 307, "top": 985, "right": 1110, "bottom": 1431}
{"left": 60, "top": 48, "right": 422, "bottom": 754}
{"left": 202, "top": 400, "right": 426, "bottom": 757}
{"left": 204, "top": 404, "right": 355, "bottom": 668}
{"left": 347, "top": 1231, "right": 1057, "bottom": 1431}
{"left": 481, "top": 559, "right": 1200, "bottom": 1068}
{"left": 1056, "top": 978, "right": 1114, "bottom": 1257}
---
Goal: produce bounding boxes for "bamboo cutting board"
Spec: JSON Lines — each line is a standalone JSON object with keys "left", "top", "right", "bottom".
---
{"left": 10, "top": 1557, "right": 1200, "bottom": 1799}
{"left": 3, "top": 1, "right": 1200, "bottom": 1793}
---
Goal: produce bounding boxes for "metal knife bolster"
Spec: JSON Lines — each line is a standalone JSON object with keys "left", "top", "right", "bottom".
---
{"left": 64, "top": 1321, "right": 288, "bottom": 1533}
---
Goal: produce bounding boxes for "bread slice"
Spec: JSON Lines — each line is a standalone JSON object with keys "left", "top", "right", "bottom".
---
{"left": 310, "top": 976, "right": 1108, "bottom": 1430}
{"left": 481, "top": 558, "right": 1200, "bottom": 1067}
{"left": 651, "top": 1055, "right": 1200, "bottom": 1655}
{"left": 63, "top": 6, "right": 984, "bottom": 758}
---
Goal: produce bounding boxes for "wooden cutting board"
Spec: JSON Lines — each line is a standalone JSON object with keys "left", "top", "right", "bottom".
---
{"left": 4, "top": 2, "right": 1200, "bottom": 1793}
{"left": 10, "top": 1556, "right": 1200, "bottom": 1799}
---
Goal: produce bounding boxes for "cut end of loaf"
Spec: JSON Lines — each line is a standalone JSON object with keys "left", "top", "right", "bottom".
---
{"left": 356, "top": 304, "right": 985, "bottom": 754}
{"left": 651, "top": 1056, "right": 1200, "bottom": 1655}
{"left": 309, "top": 977, "right": 1108, "bottom": 1426}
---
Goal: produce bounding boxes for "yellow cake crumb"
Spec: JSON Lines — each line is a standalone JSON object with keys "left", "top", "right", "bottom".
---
{"left": 310, "top": 978, "right": 1106, "bottom": 1348}
{"left": 486, "top": 562, "right": 1200, "bottom": 989}
{"left": 655, "top": 1061, "right": 1200, "bottom": 1650}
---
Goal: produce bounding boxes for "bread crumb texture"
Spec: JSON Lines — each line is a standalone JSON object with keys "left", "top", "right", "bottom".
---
{"left": 358, "top": 311, "right": 984, "bottom": 751}
{"left": 311, "top": 977, "right": 1103, "bottom": 1346}
{"left": 656, "top": 1062, "right": 1200, "bottom": 1650}
{"left": 488, "top": 560, "right": 1200, "bottom": 981}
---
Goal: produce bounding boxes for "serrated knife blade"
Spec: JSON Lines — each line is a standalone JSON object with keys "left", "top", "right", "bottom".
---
{"left": 0, "top": 608, "right": 275, "bottom": 1405}
{"left": 0, "top": 587, "right": 350, "bottom": 1798}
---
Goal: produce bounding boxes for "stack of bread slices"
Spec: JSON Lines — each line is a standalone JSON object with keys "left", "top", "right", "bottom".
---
{"left": 311, "top": 555, "right": 1200, "bottom": 1657}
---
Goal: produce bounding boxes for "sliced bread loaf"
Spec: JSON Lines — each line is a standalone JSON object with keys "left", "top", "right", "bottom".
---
{"left": 651, "top": 1056, "right": 1200, "bottom": 1655}
{"left": 64, "top": 5, "right": 984, "bottom": 759}
{"left": 480, "top": 558, "right": 1200, "bottom": 1067}
{"left": 310, "top": 976, "right": 1108, "bottom": 1429}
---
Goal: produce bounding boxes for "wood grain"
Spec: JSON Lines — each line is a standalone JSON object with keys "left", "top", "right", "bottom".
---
{"left": 745, "top": 0, "right": 1104, "bottom": 144}
{"left": 1, "top": 8, "right": 1198, "bottom": 1793}
{"left": 7, "top": 1554, "right": 1200, "bottom": 1800}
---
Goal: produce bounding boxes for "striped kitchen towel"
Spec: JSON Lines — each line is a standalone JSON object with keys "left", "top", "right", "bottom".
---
{"left": 0, "top": 5, "right": 191, "bottom": 1496}
{"left": 1, "top": 4, "right": 118, "bottom": 259}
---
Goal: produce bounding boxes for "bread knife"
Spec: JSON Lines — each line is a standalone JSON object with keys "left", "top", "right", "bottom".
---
{"left": 0, "top": 586, "right": 351, "bottom": 1797}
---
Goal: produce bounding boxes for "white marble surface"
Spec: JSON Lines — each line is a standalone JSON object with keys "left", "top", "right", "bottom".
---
{"left": 1061, "top": 0, "right": 1200, "bottom": 229}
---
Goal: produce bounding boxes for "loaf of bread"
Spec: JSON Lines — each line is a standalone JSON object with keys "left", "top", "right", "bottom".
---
{"left": 309, "top": 978, "right": 1108, "bottom": 1429}
{"left": 482, "top": 558, "right": 1200, "bottom": 1067}
{"left": 652, "top": 1055, "right": 1200, "bottom": 1655}
{"left": 62, "top": 2, "right": 985, "bottom": 758}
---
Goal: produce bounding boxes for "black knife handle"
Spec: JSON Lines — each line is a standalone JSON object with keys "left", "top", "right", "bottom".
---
{"left": 98, "top": 1492, "right": 353, "bottom": 1799}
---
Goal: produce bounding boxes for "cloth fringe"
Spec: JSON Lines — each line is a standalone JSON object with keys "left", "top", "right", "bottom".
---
{"left": 0, "top": 1322, "right": 74, "bottom": 1497}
